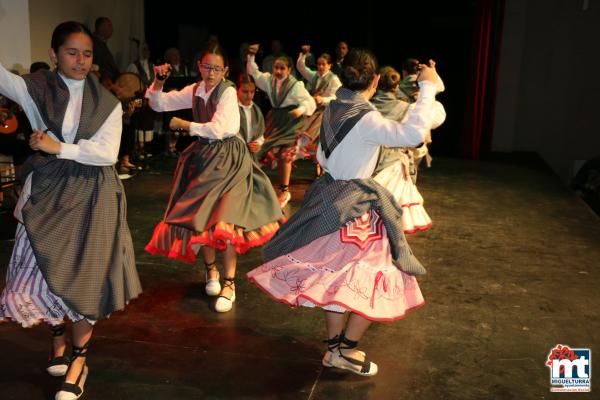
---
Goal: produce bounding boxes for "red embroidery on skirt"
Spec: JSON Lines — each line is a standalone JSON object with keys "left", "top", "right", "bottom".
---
{"left": 339, "top": 210, "right": 384, "bottom": 250}
{"left": 370, "top": 271, "right": 389, "bottom": 309}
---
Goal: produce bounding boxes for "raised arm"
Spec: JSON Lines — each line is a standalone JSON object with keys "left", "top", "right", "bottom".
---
{"left": 0, "top": 62, "right": 32, "bottom": 107}
{"left": 246, "top": 54, "right": 271, "bottom": 93}
{"left": 296, "top": 53, "right": 317, "bottom": 82}
{"left": 361, "top": 80, "right": 440, "bottom": 148}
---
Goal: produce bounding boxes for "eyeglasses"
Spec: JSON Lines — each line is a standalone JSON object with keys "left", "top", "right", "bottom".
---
{"left": 198, "top": 63, "right": 225, "bottom": 73}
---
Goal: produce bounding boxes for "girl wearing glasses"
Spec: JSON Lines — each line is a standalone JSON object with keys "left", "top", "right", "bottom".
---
{"left": 246, "top": 44, "right": 316, "bottom": 208}
{"left": 145, "top": 47, "right": 284, "bottom": 313}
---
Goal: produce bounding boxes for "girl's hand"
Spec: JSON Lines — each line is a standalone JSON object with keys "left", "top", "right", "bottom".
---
{"left": 153, "top": 64, "right": 172, "bottom": 88}
{"left": 417, "top": 60, "right": 438, "bottom": 82}
{"left": 29, "top": 130, "right": 61, "bottom": 154}
{"left": 169, "top": 117, "right": 191, "bottom": 131}
{"left": 247, "top": 44, "right": 260, "bottom": 55}
{"left": 313, "top": 95, "right": 324, "bottom": 106}
{"left": 248, "top": 141, "right": 262, "bottom": 153}
{"left": 289, "top": 108, "right": 304, "bottom": 118}
{"left": 125, "top": 100, "right": 136, "bottom": 117}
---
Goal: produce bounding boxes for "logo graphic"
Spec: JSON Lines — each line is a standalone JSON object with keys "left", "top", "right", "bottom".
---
{"left": 546, "top": 344, "right": 591, "bottom": 392}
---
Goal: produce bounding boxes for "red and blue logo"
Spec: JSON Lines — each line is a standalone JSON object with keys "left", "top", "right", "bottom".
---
{"left": 546, "top": 344, "right": 591, "bottom": 392}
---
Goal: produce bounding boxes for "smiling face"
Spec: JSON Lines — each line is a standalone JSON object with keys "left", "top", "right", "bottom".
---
{"left": 316, "top": 57, "right": 331, "bottom": 76}
{"left": 198, "top": 53, "right": 228, "bottom": 91}
{"left": 49, "top": 32, "right": 93, "bottom": 80}
{"left": 273, "top": 58, "right": 290, "bottom": 80}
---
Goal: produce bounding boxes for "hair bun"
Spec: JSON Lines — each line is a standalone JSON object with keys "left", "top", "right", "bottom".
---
{"left": 339, "top": 49, "right": 378, "bottom": 91}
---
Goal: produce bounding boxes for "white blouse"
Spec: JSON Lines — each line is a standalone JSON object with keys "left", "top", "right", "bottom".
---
{"left": 146, "top": 81, "right": 240, "bottom": 140}
{"left": 239, "top": 101, "right": 265, "bottom": 145}
{"left": 246, "top": 55, "right": 316, "bottom": 116}
{"left": 0, "top": 63, "right": 122, "bottom": 166}
{"left": 317, "top": 81, "right": 440, "bottom": 180}
{"left": 296, "top": 54, "right": 342, "bottom": 105}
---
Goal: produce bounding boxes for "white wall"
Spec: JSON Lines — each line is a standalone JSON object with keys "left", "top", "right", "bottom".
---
{"left": 0, "top": 0, "right": 32, "bottom": 74}
{"left": 492, "top": 0, "right": 600, "bottom": 182}
{"left": 28, "top": 0, "right": 145, "bottom": 71}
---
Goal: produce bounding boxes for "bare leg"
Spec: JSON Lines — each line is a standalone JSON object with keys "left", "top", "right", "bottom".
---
{"left": 50, "top": 323, "right": 67, "bottom": 358}
{"left": 344, "top": 313, "right": 372, "bottom": 341}
{"left": 201, "top": 246, "right": 218, "bottom": 281}
{"left": 65, "top": 320, "right": 93, "bottom": 384}
{"left": 279, "top": 160, "right": 292, "bottom": 188}
{"left": 325, "top": 310, "right": 346, "bottom": 339}
{"left": 314, "top": 163, "right": 322, "bottom": 178}
{"left": 221, "top": 244, "right": 237, "bottom": 297}
{"left": 322, "top": 311, "right": 347, "bottom": 365}
{"left": 340, "top": 313, "right": 372, "bottom": 363}
{"left": 277, "top": 159, "right": 293, "bottom": 207}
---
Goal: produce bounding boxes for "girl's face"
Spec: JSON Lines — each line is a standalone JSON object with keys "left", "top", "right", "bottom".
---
{"left": 316, "top": 57, "right": 331, "bottom": 76}
{"left": 273, "top": 59, "right": 290, "bottom": 80}
{"left": 237, "top": 82, "right": 256, "bottom": 106}
{"left": 198, "top": 53, "right": 228, "bottom": 90}
{"left": 49, "top": 32, "right": 93, "bottom": 80}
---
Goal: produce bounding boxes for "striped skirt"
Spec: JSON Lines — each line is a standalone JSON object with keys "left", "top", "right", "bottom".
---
{"left": 0, "top": 223, "right": 94, "bottom": 328}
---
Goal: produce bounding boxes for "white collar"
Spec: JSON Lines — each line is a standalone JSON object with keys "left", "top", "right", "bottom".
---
{"left": 239, "top": 101, "right": 254, "bottom": 110}
{"left": 196, "top": 80, "right": 218, "bottom": 98}
{"left": 58, "top": 72, "right": 85, "bottom": 90}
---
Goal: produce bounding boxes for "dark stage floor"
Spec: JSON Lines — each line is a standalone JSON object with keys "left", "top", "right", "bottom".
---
{"left": 0, "top": 155, "right": 598, "bottom": 399}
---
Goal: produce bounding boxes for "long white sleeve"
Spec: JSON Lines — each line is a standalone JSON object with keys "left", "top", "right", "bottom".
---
{"left": 296, "top": 54, "right": 317, "bottom": 82}
{"left": 145, "top": 82, "right": 195, "bottom": 112}
{"left": 0, "top": 62, "right": 47, "bottom": 132}
{"left": 361, "top": 81, "right": 438, "bottom": 147}
{"left": 285, "top": 81, "right": 316, "bottom": 116}
{"left": 320, "top": 73, "right": 342, "bottom": 105}
{"left": 57, "top": 103, "right": 123, "bottom": 165}
{"left": 0, "top": 63, "right": 31, "bottom": 106}
{"left": 246, "top": 55, "right": 271, "bottom": 94}
{"left": 1, "top": 63, "right": 122, "bottom": 166}
{"left": 188, "top": 86, "right": 240, "bottom": 139}
{"left": 430, "top": 100, "right": 446, "bottom": 129}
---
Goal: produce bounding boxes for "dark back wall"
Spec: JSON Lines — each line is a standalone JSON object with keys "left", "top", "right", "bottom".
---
{"left": 145, "top": 1, "right": 477, "bottom": 156}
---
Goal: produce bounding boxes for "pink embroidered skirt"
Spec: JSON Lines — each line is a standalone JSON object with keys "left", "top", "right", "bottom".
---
{"left": 247, "top": 210, "right": 425, "bottom": 321}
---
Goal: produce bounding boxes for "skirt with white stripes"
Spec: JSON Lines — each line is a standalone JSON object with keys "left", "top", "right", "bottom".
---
{"left": 0, "top": 223, "right": 95, "bottom": 328}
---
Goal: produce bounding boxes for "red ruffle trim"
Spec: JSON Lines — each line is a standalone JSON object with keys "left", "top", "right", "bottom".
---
{"left": 145, "top": 219, "right": 285, "bottom": 264}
